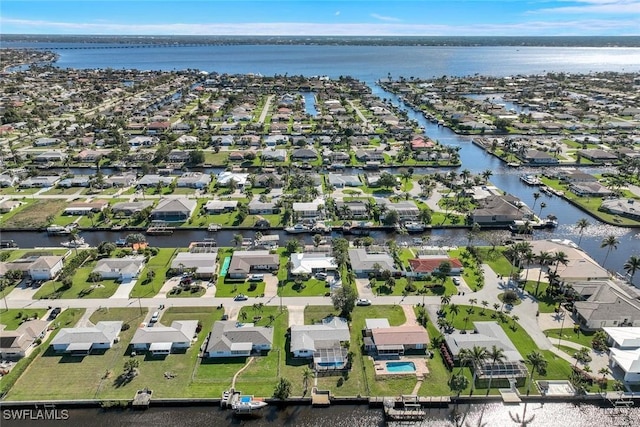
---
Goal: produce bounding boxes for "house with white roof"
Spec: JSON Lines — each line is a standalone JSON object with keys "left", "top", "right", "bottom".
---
{"left": 348, "top": 248, "right": 397, "bottom": 277}
{"left": 290, "top": 316, "right": 350, "bottom": 370}
{"left": 130, "top": 320, "right": 199, "bottom": 355}
{"left": 605, "top": 327, "right": 640, "bottom": 383}
{"left": 289, "top": 253, "right": 336, "bottom": 275}
{"left": 293, "top": 201, "right": 323, "bottom": 218}
{"left": 50, "top": 321, "right": 123, "bottom": 355}
{"left": 171, "top": 252, "right": 218, "bottom": 278}
{"left": 217, "top": 171, "right": 249, "bottom": 188}
{"left": 92, "top": 256, "right": 145, "bottom": 281}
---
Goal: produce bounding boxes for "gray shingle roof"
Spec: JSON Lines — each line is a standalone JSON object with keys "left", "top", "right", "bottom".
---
{"left": 206, "top": 321, "right": 273, "bottom": 353}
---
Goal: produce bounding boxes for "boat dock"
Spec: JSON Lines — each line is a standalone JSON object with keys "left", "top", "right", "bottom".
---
{"left": 311, "top": 387, "right": 330, "bottom": 407}
{"left": 382, "top": 395, "right": 426, "bottom": 421}
{"left": 132, "top": 388, "right": 152, "bottom": 409}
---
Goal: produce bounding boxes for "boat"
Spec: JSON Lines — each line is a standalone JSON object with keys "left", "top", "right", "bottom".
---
{"left": 509, "top": 221, "right": 533, "bottom": 234}
{"left": 61, "top": 237, "right": 89, "bottom": 248}
{"left": 46, "top": 224, "right": 75, "bottom": 235}
{"left": 115, "top": 238, "right": 127, "bottom": 247}
{"left": 0, "top": 240, "right": 17, "bottom": 249}
{"left": 520, "top": 174, "right": 541, "bottom": 186}
{"left": 232, "top": 396, "right": 268, "bottom": 415}
{"left": 507, "top": 162, "right": 521, "bottom": 168}
{"left": 285, "top": 223, "right": 311, "bottom": 234}
{"left": 540, "top": 186, "right": 554, "bottom": 196}
{"left": 403, "top": 221, "right": 425, "bottom": 232}
{"left": 311, "top": 221, "right": 331, "bottom": 233}
{"left": 207, "top": 224, "right": 221, "bottom": 231}
{"left": 341, "top": 221, "right": 372, "bottom": 236}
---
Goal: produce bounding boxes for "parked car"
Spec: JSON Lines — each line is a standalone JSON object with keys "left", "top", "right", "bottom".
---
{"left": 452, "top": 277, "right": 461, "bottom": 285}
{"left": 49, "top": 307, "right": 62, "bottom": 320}
{"left": 248, "top": 274, "right": 264, "bottom": 282}
{"left": 356, "top": 298, "right": 372, "bottom": 306}
{"left": 234, "top": 294, "right": 248, "bottom": 301}
{"left": 315, "top": 272, "right": 328, "bottom": 280}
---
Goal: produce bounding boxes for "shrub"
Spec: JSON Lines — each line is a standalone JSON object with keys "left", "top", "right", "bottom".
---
{"left": 121, "top": 323, "right": 130, "bottom": 331}
{"left": 248, "top": 282, "right": 258, "bottom": 292}
{"left": 405, "top": 283, "right": 417, "bottom": 292}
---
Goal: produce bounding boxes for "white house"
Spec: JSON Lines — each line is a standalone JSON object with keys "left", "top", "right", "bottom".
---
{"left": 92, "top": 256, "right": 145, "bottom": 281}
{"left": 50, "top": 321, "right": 123, "bottom": 355}
{"left": 28, "top": 256, "right": 64, "bottom": 281}
{"left": 130, "top": 320, "right": 199, "bottom": 355}
{"left": 205, "top": 321, "right": 273, "bottom": 358}
{"left": 605, "top": 327, "right": 640, "bottom": 384}
{"left": 290, "top": 316, "right": 350, "bottom": 370}
{"left": 289, "top": 253, "right": 336, "bottom": 275}
{"left": 217, "top": 171, "right": 249, "bottom": 188}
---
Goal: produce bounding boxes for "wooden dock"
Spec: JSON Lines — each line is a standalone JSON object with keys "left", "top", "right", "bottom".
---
{"left": 132, "top": 388, "right": 152, "bottom": 409}
{"left": 311, "top": 387, "right": 330, "bottom": 407}
{"left": 382, "top": 395, "right": 427, "bottom": 421}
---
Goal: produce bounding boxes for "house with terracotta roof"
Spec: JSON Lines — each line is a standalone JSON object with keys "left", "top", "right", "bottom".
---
{"left": 363, "top": 318, "right": 428, "bottom": 356}
{"left": 410, "top": 136, "right": 435, "bottom": 151}
{"left": 407, "top": 257, "right": 463, "bottom": 277}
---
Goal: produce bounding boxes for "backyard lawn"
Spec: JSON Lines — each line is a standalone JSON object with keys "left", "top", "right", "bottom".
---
{"left": 130, "top": 248, "right": 178, "bottom": 298}
{"left": 34, "top": 260, "right": 121, "bottom": 299}
{"left": 0, "top": 309, "right": 48, "bottom": 330}
{"left": 544, "top": 328, "right": 596, "bottom": 348}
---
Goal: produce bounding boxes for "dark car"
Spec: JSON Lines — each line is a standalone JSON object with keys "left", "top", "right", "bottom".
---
{"left": 49, "top": 307, "right": 62, "bottom": 319}
{"left": 234, "top": 294, "right": 248, "bottom": 301}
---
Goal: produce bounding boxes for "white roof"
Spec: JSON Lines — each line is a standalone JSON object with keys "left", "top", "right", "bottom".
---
{"left": 610, "top": 347, "right": 640, "bottom": 374}
{"left": 217, "top": 171, "right": 248, "bottom": 186}
{"left": 365, "top": 318, "right": 390, "bottom": 330}
{"left": 290, "top": 253, "right": 336, "bottom": 274}
{"left": 604, "top": 327, "right": 640, "bottom": 348}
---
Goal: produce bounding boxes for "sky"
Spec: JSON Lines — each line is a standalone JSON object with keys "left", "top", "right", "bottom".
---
{"left": 1, "top": 0, "right": 639, "bottom": 36}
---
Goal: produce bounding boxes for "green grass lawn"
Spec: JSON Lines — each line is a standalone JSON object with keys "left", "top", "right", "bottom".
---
{"left": 419, "top": 319, "right": 457, "bottom": 396}
{"left": 130, "top": 248, "right": 178, "bottom": 298}
{"left": 279, "top": 276, "right": 330, "bottom": 297}
{"left": 215, "top": 279, "right": 266, "bottom": 298}
{"left": 0, "top": 281, "right": 19, "bottom": 299}
{"left": 476, "top": 247, "right": 514, "bottom": 276}
{"left": 34, "top": 260, "right": 121, "bottom": 299}
{"left": 7, "top": 307, "right": 227, "bottom": 400}
{"left": 1, "top": 308, "right": 85, "bottom": 396}
{"left": 0, "top": 309, "right": 48, "bottom": 330}
{"left": 545, "top": 328, "right": 595, "bottom": 347}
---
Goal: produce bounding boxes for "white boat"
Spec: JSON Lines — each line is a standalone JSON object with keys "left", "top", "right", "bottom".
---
{"left": 520, "top": 174, "right": 541, "bottom": 186}
{"left": 311, "top": 221, "right": 330, "bottom": 233}
{"left": 232, "top": 397, "right": 268, "bottom": 415}
{"left": 47, "top": 224, "right": 74, "bottom": 235}
{"left": 403, "top": 221, "right": 425, "bottom": 232}
{"left": 285, "top": 223, "right": 311, "bottom": 234}
{"left": 61, "top": 237, "right": 89, "bottom": 248}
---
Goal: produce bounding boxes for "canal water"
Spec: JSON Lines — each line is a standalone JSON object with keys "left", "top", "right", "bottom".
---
{"left": 3, "top": 401, "right": 635, "bottom": 427}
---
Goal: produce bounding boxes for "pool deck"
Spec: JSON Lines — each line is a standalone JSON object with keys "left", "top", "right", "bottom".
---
{"left": 373, "top": 357, "right": 429, "bottom": 379}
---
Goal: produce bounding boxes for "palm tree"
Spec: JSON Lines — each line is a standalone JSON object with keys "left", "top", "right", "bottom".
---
{"left": 522, "top": 250, "right": 535, "bottom": 287}
{"left": 480, "top": 300, "right": 489, "bottom": 314}
{"left": 485, "top": 345, "right": 506, "bottom": 395}
{"left": 532, "top": 192, "right": 541, "bottom": 211}
{"left": 598, "top": 367, "right": 611, "bottom": 381}
{"left": 511, "top": 315, "right": 519, "bottom": 330}
{"left": 460, "top": 345, "right": 488, "bottom": 394}
{"left": 552, "top": 251, "right": 569, "bottom": 274}
{"left": 538, "top": 201, "right": 546, "bottom": 217}
{"left": 233, "top": 233, "right": 244, "bottom": 247}
{"left": 624, "top": 255, "right": 640, "bottom": 285}
{"left": 449, "top": 303, "right": 460, "bottom": 320}
{"left": 468, "top": 298, "right": 477, "bottom": 311}
{"left": 534, "top": 251, "right": 554, "bottom": 296}
{"left": 525, "top": 351, "right": 548, "bottom": 395}
{"left": 600, "top": 235, "right": 620, "bottom": 268}
{"left": 575, "top": 218, "right": 589, "bottom": 246}
{"left": 440, "top": 294, "right": 451, "bottom": 307}
{"left": 302, "top": 367, "right": 314, "bottom": 394}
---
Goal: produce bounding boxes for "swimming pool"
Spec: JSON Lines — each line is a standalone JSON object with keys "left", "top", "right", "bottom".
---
{"left": 386, "top": 361, "right": 416, "bottom": 373}
{"left": 317, "top": 361, "right": 345, "bottom": 368}
{"left": 220, "top": 256, "right": 231, "bottom": 277}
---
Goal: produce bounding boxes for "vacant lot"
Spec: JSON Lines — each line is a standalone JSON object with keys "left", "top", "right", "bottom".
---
{"left": 1, "top": 199, "right": 69, "bottom": 228}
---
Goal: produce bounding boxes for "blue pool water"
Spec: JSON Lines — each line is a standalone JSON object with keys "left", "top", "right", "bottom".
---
{"left": 318, "top": 361, "right": 343, "bottom": 368}
{"left": 220, "top": 257, "right": 231, "bottom": 277}
{"left": 386, "top": 361, "right": 416, "bottom": 373}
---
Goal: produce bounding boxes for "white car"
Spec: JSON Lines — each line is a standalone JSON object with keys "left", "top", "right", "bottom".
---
{"left": 452, "top": 278, "right": 461, "bottom": 285}
{"left": 356, "top": 298, "right": 372, "bottom": 306}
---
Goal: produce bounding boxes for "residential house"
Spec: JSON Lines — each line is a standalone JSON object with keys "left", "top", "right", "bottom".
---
{"left": 363, "top": 318, "right": 428, "bottom": 356}
{"left": 205, "top": 320, "right": 273, "bottom": 358}
{"left": 204, "top": 199, "right": 238, "bottom": 214}
{"left": 573, "top": 283, "right": 640, "bottom": 330}
{"left": 19, "top": 175, "right": 60, "bottom": 188}
{"left": 0, "top": 320, "right": 48, "bottom": 360}
{"left": 0, "top": 200, "right": 21, "bottom": 214}
{"left": 105, "top": 173, "right": 137, "bottom": 188}
{"left": 293, "top": 201, "right": 323, "bottom": 219}
{"left": 335, "top": 201, "right": 368, "bottom": 219}
{"left": 176, "top": 172, "right": 211, "bottom": 189}
{"left": 380, "top": 200, "right": 420, "bottom": 221}
{"left": 130, "top": 320, "right": 199, "bottom": 355}
{"left": 128, "top": 136, "right": 158, "bottom": 147}
{"left": 150, "top": 198, "right": 197, "bottom": 222}
{"left": 0, "top": 173, "right": 18, "bottom": 187}
{"left": 289, "top": 253, "right": 336, "bottom": 275}
{"left": 212, "top": 135, "right": 235, "bottom": 146}
{"left": 111, "top": 201, "right": 154, "bottom": 217}
{"left": 290, "top": 316, "right": 350, "bottom": 370}
{"left": 176, "top": 134, "right": 198, "bottom": 145}
{"left": 472, "top": 195, "right": 529, "bottom": 225}
{"left": 578, "top": 149, "right": 618, "bottom": 163}
{"left": 92, "top": 256, "right": 145, "bottom": 281}
{"left": 570, "top": 182, "right": 614, "bottom": 197}
{"left": 28, "top": 256, "right": 64, "bottom": 280}
{"left": 33, "top": 150, "right": 67, "bottom": 163}
{"left": 33, "top": 137, "right": 61, "bottom": 147}
{"left": 355, "top": 150, "right": 384, "bottom": 162}
{"left": 217, "top": 171, "right": 249, "bottom": 188}
{"left": 227, "top": 251, "right": 279, "bottom": 279}
{"left": 168, "top": 149, "right": 191, "bottom": 163}
{"left": 528, "top": 240, "right": 609, "bottom": 283}
{"left": 407, "top": 257, "right": 464, "bottom": 277}
{"left": 63, "top": 201, "right": 108, "bottom": 215}
{"left": 328, "top": 174, "right": 362, "bottom": 188}
{"left": 605, "top": 327, "right": 640, "bottom": 383}
{"left": 171, "top": 252, "right": 218, "bottom": 278}
{"left": 522, "top": 149, "right": 559, "bottom": 165}
{"left": 57, "top": 176, "right": 91, "bottom": 188}
{"left": 147, "top": 121, "right": 171, "bottom": 134}
{"left": 443, "top": 321, "right": 527, "bottom": 386}
{"left": 76, "top": 149, "right": 109, "bottom": 162}
{"left": 136, "top": 174, "right": 174, "bottom": 187}
{"left": 600, "top": 199, "right": 640, "bottom": 221}
{"left": 50, "top": 321, "right": 123, "bottom": 355}
{"left": 248, "top": 200, "right": 278, "bottom": 215}
{"left": 291, "top": 147, "right": 318, "bottom": 161}
{"left": 253, "top": 174, "right": 284, "bottom": 188}
{"left": 348, "top": 248, "right": 396, "bottom": 277}
{"left": 260, "top": 149, "right": 287, "bottom": 162}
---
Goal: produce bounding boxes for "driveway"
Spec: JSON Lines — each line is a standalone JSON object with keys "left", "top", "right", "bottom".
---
{"left": 110, "top": 278, "right": 137, "bottom": 299}
{"left": 264, "top": 275, "right": 278, "bottom": 298}
{"left": 288, "top": 305, "right": 305, "bottom": 327}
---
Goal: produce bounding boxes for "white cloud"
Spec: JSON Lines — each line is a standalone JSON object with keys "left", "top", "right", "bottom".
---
{"left": 370, "top": 13, "right": 401, "bottom": 22}
{"left": 530, "top": 0, "right": 640, "bottom": 14}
